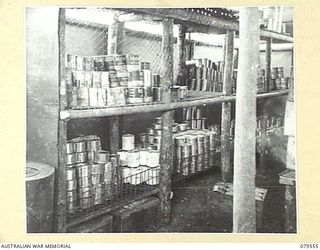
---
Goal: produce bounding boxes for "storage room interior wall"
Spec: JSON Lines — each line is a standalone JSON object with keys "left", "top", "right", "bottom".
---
{"left": 26, "top": 7, "right": 60, "bottom": 168}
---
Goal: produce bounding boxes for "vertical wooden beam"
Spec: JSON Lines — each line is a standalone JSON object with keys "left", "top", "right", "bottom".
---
{"left": 265, "top": 38, "right": 272, "bottom": 92}
{"left": 221, "top": 30, "right": 234, "bottom": 182}
{"left": 55, "top": 8, "right": 67, "bottom": 233}
{"left": 108, "top": 14, "right": 123, "bottom": 153}
{"left": 159, "top": 17, "right": 174, "bottom": 226}
{"left": 233, "top": 7, "right": 260, "bottom": 233}
{"left": 259, "top": 38, "right": 272, "bottom": 171}
{"left": 177, "top": 24, "right": 186, "bottom": 86}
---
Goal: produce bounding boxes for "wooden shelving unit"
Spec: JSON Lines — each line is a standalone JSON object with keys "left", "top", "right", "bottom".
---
{"left": 55, "top": 7, "right": 293, "bottom": 232}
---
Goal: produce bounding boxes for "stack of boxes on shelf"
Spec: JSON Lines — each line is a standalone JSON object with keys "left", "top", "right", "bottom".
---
{"left": 186, "top": 58, "right": 224, "bottom": 93}
{"left": 232, "top": 66, "right": 292, "bottom": 94}
{"left": 65, "top": 135, "right": 122, "bottom": 215}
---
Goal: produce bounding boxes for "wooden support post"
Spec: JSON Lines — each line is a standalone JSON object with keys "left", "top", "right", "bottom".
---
{"left": 159, "top": 18, "right": 174, "bottom": 226}
{"left": 259, "top": 38, "right": 272, "bottom": 171}
{"left": 233, "top": 7, "right": 260, "bottom": 233}
{"left": 55, "top": 8, "right": 67, "bottom": 233}
{"left": 221, "top": 30, "right": 234, "bottom": 182}
{"left": 108, "top": 14, "right": 124, "bottom": 153}
{"left": 177, "top": 24, "right": 186, "bottom": 86}
{"left": 266, "top": 38, "right": 272, "bottom": 92}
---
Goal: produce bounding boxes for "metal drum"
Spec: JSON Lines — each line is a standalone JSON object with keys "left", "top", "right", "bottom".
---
{"left": 26, "top": 162, "right": 55, "bottom": 233}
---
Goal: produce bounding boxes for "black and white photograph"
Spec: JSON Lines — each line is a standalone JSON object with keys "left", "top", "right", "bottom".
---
{"left": 26, "top": 6, "right": 295, "bottom": 234}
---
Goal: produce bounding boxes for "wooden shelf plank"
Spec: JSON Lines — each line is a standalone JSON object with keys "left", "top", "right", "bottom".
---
{"left": 117, "top": 8, "right": 293, "bottom": 43}
{"left": 65, "top": 90, "right": 288, "bottom": 119}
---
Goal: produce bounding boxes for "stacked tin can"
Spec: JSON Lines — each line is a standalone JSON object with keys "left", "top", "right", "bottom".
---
{"left": 186, "top": 58, "right": 224, "bottom": 93}
{"left": 173, "top": 125, "right": 220, "bottom": 176}
{"left": 119, "top": 133, "right": 160, "bottom": 186}
{"left": 182, "top": 106, "right": 208, "bottom": 130}
{"left": 171, "top": 86, "right": 188, "bottom": 102}
{"left": 65, "top": 54, "right": 162, "bottom": 109}
{"left": 65, "top": 135, "right": 101, "bottom": 214}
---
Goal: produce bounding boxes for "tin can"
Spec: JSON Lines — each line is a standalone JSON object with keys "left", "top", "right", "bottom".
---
{"left": 155, "top": 130, "right": 162, "bottom": 137}
{"left": 94, "top": 150, "right": 109, "bottom": 164}
{"left": 66, "top": 142, "right": 74, "bottom": 154}
{"left": 153, "top": 74, "right": 161, "bottom": 87}
{"left": 67, "top": 180, "right": 77, "bottom": 191}
{"left": 127, "top": 149, "right": 140, "bottom": 168}
{"left": 97, "top": 88, "right": 107, "bottom": 107}
{"left": 129, "top": 167, "right": 143, "bottom": 185}
{"left": 153, "top": 87, "right": 162, "bottom": 102}
{"left": 77, "top": 87, "right": 89, "bottom": 107}
{"left": 147, "top": 128, "right": 155, "bottom": 135}
{"left": 178, "top": 123, "right": 188, "bottom": 131}
{"left": 99, "top": 71, "right": 109, "bottom": 88}
{"left": 117, "top": 150, "right": 128, "bottom": 167}
{"left": 280, "top": 78, "right": 287, "bottom": 89}
{"left": 276, "top": 117, "right": 283, "bottom": 127}
{"left": 73, "top": 141, "right": 86, "bottom": 153}
{"left": 122, "top": 134, "right": 135, "bottom": 151}
{"left": 94, "top": 184, "right": 104, "bottom": 205}
{"left": 76, "top": 152, "right": 87, "bottom": 163}
{"left": 275, "top": 78, "right": 281, "bottom": 90}
{"left": 144, "top": 87, "right": 153, "bottom": 102}
{"left": 154, "top": 136, "right": 161, "bottom": 146}
{"left": 66, "top": 168, "right": 76, "bottom": 181}
{"left": 91, "top": 173, "right": 102, "bottom": 186}
{"left": 122, "top": 167, "right": 132, "bottom": 184}
{"left": 78, "top": 176, "right": 91, "bottom": 188}
{"left": 202, "top": 118, "right": 208, "bottom": 129}
{"left": 103, "top": 162, "right": 113, "bottom": 184}
{"left": 142, "top": 70, "right": 152, "bottom": 87}
{"left": 91, "top": 163, "right": 104, "bottom": 175}
{"left": 139, "top": 133, "right": 147, "bottom": 142}
{"left": 147, "top": 150, "right": 160, "bottom": 167}
{"left": 147, "top": 134, "right": 154, "bottom": 144}
{"left": 86, "top": 139, "right": 101, "bottom": 152}
{"left": 146, "top": 166, "right": 160, "bottom": 185}
{"left": 139, "top": 149, "right": 149, "bottom": 166}
{"left": 197, "top": 135, "right": 205, "bottom": 154}
{"left": 154, "top": 123, "right": 162, "bottom": 130}
{"left": 77, "top": 163, "right": 92, "bottom": 177}
{"left": 67, "top": 197, "right": 77, "bottom": 214}
{"left": 66, "top": 154, "right": 76, "bottom": 165}
{"left": 180, "top": 86, "right": 188, "bottom": 99}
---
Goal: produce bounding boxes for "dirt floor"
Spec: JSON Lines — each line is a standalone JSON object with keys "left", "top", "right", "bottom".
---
{"left": 157, "top": 159, "right": 291, "bottom": 233}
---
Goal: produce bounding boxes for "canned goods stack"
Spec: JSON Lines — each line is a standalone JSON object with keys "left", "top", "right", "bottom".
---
{"left": 181, "top": 107, "right": 208, "bottom": 130}
{"left": 65, "top": 135, "right": 121, "bottom": 215}
{"left": 229, "top": 115, "right": 285, "bottom": 153}
{"left": 173, "top": 124, "right": 221, "bottom": 176}
{"left": 171, "top": 86, "right": 188, "bottom": 101}
{"left": 232, "top": 66, "right": 291, "bottom": 94}
{"left": 185, "top": 58, "right": 224, "bottom": 93}
{"left": 65, "top": 54, "right": 163, "bottom": 109}
{"left": 118, "top": 133, "right": 160, "bottom": 186}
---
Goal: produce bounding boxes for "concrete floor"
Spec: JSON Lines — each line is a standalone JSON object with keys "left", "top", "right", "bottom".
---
{"left": 157, "top": 160, "right": 290, "bottom": 233}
